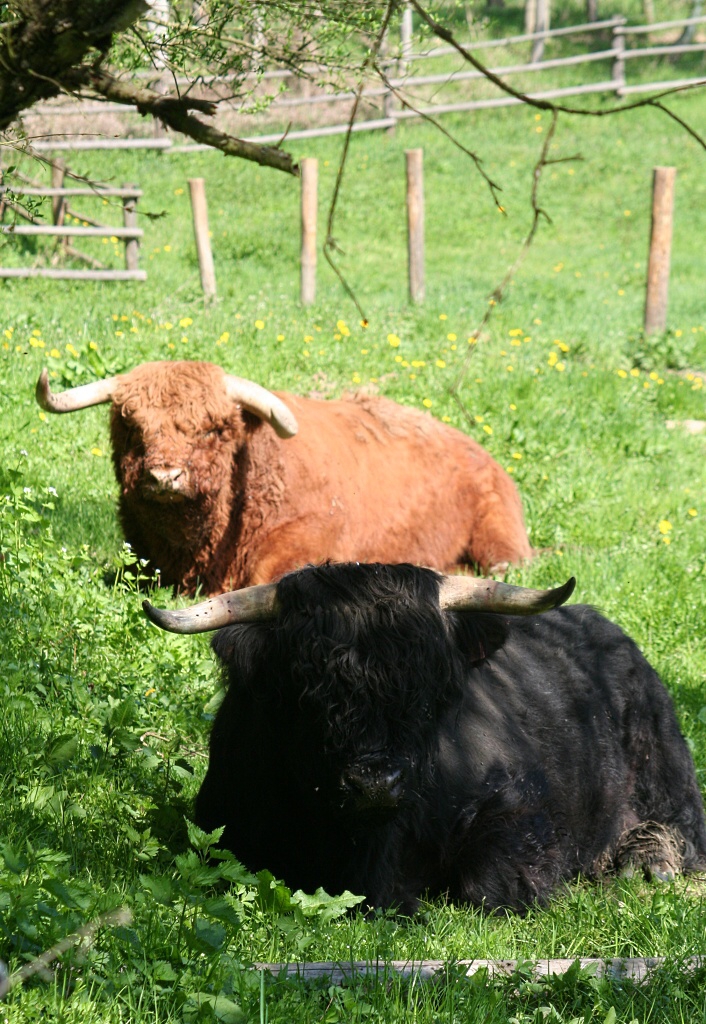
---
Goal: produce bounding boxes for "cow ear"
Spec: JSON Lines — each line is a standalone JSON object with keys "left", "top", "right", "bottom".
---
{"left": 211, "top": 623, "right": 273, "bottom": 683}
{"left": 450, "top": 613, "right": 508, "bottom": 665}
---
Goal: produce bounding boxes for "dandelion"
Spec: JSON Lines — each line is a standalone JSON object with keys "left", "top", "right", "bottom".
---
{"left": 276, "top": 334, "right": 285, "bottom": 341}
{"left": 361, "top": 348, "right": 369, "bottom": 355}
{"left": 688, "top": 509, "right": 697, "bottom": 517}
{"left": 512, "top": 452, "right": 522, "bottom": 460}
{"left": 533, "top": 318, "right": 542, "bottom": 325}
{"left": 422, "top": 398, "right": 432, "bottom": 408}
{"left": 439, "top": 314, "right": 447, "bottom": 321}
{"left": 447, "top": 333, "right": 457, "bottom": 342}
{"left": 145, "top": 687, "right": 157, "bottom": 697}
{"left": 255, "top": 320, "right": 265, "bottom": 330}
{"left": 649, "top": 372, "right": 659, "bottom": 381}
{"left": 411, "top": 360, "right": 425, "bottom": 368}
{"left": 334, "top": 334, "right": 342, "bottom": 341}
{"left": 174, "top": 188, "right": 184, "bottom": 195}
{"left": 483, "top": 425, "right": 493, "bottom": 435}
{"left": 361, "top": 319, "right": 369, "bottom": 328}
{"left": 163, "top": 245, "right": 172, "bottom": 252}
{"left": 506, "top": 365, "right": 514, "bottom": 372}
{"left": 89, "top": 341, "right": 98, "bottom": 350}
{"left": 556, "top": 362, "right": 565, "bottom": 372}
{"left": 91, "top": 447, "right": 103, "bottom": 457}
{"left": 436, "top": 359, "right": 446, "bottom": 368}
{"left": 395, "top": 355, "right": 403, "bottom": 363}
{"left": 474, "top": 415, "right": 484, "bottom": 423}
{"left": 442, "top": 416, "right": 451, "bottom": 423}
{"left": 624, "top": 210, "right": 631, "bottom": 217}
{"left": 630, "top": 368, "right": 640, "bottom": 378}
{"left": 179, "top": 317, "right": 193, "bottom": 328}
{"left": 555, "top": 340, "right": 569, "bottom": 353}
{"left": 675, "top": 329, "right": 683, "bottom": 338}
{"left": 164, "top": 322, "right": 173, "bottom": 330}
{"left": 388, "top": 334, "right": 401, "bottom": 348}
{"left": 303, "top": 350, "right": 310, "bottom": 357}
{"left": 509, "top": 403, "right": 517, "bottom": 411}
{"left": 548, "top": 351, "right": 558, "bottom": 367}
{"left": 65, "top": 343, "right": 79, "bottom": 357}
{"left": 659, "top": 520, "right": 672, "bottom": 535}
{"left": 553, "top": 263, "right": 564, "bottom": 273}
{"left": 618, "top": 289, "right": 625, "bottom": 296}
{"left": 617, "top": 369, "right": 628, "bottom": 378}
{"left": 304, "top": 334, "right": 313, "bottom": 343}
{"left": 110, "top": 235, "right": 118, "bottom": 244}
{"left": 38, "top": 411, "right": 46, "bottom": 421}
{"left": 337, "top": 320, "right": 350, "bottom": 337}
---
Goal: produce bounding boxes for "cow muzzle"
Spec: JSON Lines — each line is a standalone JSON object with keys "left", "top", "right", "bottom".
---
{"left": 340, "top": 754, "right": 407, "bottom": 815}
{"left": 142, "top": 466, "right": 192, "bottom": 502}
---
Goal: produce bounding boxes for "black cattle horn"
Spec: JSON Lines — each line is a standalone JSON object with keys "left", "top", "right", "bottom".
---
{"left": 36, "top": 368, "right": 117, "bottom": 413}
{"left": 143, "top": 575, "right": 575, "bottom": 635}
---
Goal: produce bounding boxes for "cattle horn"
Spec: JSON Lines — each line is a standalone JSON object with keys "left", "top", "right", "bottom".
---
{"left": 143, "top": 583, "right": 279, "bottom": 634}
{"left": 36, "top": 368, "right": 116, "bottom": 413}
{"left": 439, "top": 575, "right": 576, "bottom": 614}
{"left": 144, "top": 575, "right": 576, "bottom": 635}
{"left": 223, "top": 374, "right": 298, "bottom": 439}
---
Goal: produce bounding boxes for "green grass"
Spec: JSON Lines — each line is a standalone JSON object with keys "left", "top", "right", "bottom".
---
{"left": 1, "top": 48, "right": 706, "bottom": 1023}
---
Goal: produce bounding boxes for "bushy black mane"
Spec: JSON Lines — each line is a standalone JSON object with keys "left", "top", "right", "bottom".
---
{"left": 213, "top": 563, "right": 507, "bottom": 754}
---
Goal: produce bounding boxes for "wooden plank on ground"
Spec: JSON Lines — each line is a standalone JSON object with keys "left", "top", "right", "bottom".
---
{"left": 255, "top": 956, "right": 706, "bottom": 984}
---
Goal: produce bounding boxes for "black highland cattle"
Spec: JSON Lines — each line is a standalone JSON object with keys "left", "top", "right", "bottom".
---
{"left": 144, "top": 563, "right": 706, "bottom": 913}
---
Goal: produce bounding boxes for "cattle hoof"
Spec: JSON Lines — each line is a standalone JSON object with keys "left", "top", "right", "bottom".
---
{"left": 613, "top": 821, "right": 684, "bottom": 882}
{"left": 644, "top": 861, "right": 676, "bottom": 883}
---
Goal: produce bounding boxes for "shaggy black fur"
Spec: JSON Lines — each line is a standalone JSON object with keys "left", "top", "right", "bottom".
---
{"left": 195, "top": 563, "right": 706, "bottom": 913}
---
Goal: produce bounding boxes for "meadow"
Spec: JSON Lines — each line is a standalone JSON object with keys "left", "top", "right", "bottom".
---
{"left": 1, "top": 59, "right": 706, "bottom": 1022}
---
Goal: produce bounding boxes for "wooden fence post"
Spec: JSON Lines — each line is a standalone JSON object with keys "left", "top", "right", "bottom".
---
{"left": 612, "top": 16, "right": 626, "bottom": 94}
{"left": 644, "top": 166, "right": 677, "bottom": 335}
{"left": 300, "top": 158, "right": 318, "bottom": 306}
{"left": 400, "top": 3, "right": 413, "bottom": 78}
{"left": 405, "top": 148, "right": 425, "bottom": 304}
{"left": 51, "top": 159, "right": 66, "bottom": 226}
{"left": 530, "top": 0, "right": 550, "bottom": 62}
{"left": 122, "top": 183, "right": 140, "bottom": 272}
{"left": 188, "top": 177, "right": 217, "bottom": 300}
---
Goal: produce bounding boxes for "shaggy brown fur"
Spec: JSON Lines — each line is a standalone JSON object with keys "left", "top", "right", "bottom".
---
{"left": 109, "top": 360, "right": 532, "bottom": 594}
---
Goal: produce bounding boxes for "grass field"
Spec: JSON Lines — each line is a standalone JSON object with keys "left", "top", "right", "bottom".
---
{"left": 2, "top": 32, "right": 706, "bottom": 1022}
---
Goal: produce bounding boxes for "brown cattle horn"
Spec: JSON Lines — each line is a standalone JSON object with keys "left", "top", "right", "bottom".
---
{"left": 36, "top": 368, "right": 116, "bottom": 413}
{"left": 439, "top": 575, "right": 576, "bottom": 614}
{"left": 143, "top": 575, "right": 576, "bottom": 635}
{"left": 143, "top": 583, "right": 279, "bottom": 634}
{"left": 223, "top": 374, "right": 298, "bottom": 439}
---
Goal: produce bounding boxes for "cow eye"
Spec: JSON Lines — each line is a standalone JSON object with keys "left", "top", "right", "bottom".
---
{"left": 203, "top": 425, "right": 224, "bottom": 440}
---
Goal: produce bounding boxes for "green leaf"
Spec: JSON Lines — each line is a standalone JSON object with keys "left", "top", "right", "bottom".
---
{"left": 184, "top": 992, "right": 245, "bottom": 1024}
{"left": 256, "top": 871, "right": 294, "bottom": 915}
{"left": 186, "top": 819, "right": 225, "bottom": 854}
{"left": 292, "top": 887, "right": 365, "bottom": 923}
{"left": 140, "top": 874, "right": 175, "bottom": 906}
{"left": 604, "top": 1009, "right": 617, "bottom": 1024}
{"left": 192, "top": 917, "right": 226, "bottom": 951}
{"left": 107, "top": 697, "right": 137, "bottom": 730}
{"left": 46, "top": 733, "right": 79, "bottom": 767}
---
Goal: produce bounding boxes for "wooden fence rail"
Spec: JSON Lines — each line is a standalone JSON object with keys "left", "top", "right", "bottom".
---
{"left": 0, "top": 179, "right": 146, "bottom": 281}
{"left": 21, "top": 11, "right": 706, "bottom": 154}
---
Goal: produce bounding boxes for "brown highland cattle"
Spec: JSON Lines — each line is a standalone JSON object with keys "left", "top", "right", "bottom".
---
{"left": 37, "top": 360, "right": 532, "bottom": 594}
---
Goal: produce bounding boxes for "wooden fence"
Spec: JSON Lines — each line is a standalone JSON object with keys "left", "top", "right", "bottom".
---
{"left": 25, "top": 12, "right": 706, "bottom": 154}
{"left": 0, "top": 168, "right": 145, "bottom": 280}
